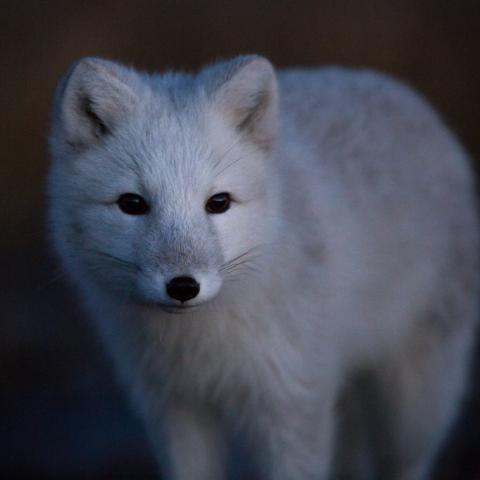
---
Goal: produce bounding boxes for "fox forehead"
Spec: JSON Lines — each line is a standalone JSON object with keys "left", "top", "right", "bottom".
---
{"left": 95, "top": 98, "right": 252, "bottom": 193}
{"left": 104, "top": 123, "right": 240, "bottom": 202}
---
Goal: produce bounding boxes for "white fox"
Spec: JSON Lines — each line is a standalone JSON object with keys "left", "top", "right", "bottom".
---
{"left": 48, "top": 55, "right": 479, "bottom": 480}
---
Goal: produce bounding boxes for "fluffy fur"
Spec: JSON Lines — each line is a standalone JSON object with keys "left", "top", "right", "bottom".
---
{"left": 48, "top": 55, "right": 479, "bottom": 480}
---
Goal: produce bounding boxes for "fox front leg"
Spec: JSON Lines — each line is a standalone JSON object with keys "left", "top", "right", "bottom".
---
{"left": 256, "top": 399, "right": 336, "bottom": 480}
{"left": 157, "top": 403, "right": 227, "bottom": 480}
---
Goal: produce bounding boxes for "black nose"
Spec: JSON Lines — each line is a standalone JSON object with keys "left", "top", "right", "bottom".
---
{"left": 166, "top": 276, "right": 200, "bottom": 303}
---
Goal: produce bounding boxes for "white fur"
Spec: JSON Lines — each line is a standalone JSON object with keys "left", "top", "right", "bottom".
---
{"left": 48, "top": 55, "right": 479, "bottom": 480}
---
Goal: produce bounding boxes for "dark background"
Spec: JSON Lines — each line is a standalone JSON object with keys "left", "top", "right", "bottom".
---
{"left": 1, "top": 1, "right": 480, "bottom": 478}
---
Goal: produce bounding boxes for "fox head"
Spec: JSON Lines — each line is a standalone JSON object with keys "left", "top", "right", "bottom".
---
{"left": 48, "top": 55, "right": 279, "bottom": 312}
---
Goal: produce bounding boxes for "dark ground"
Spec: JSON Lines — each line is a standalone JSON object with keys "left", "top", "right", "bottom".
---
{"left": 1, "top": 1, "right": 480, "bottom": 478}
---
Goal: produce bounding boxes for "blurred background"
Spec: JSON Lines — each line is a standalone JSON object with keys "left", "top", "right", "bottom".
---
{"left": 1, "top": 1, "right": 479, "bottom": 478}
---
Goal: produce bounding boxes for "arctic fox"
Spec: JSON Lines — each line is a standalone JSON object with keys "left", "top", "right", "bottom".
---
{"left": 48, "top": 55, "right": 479, "bottom": 480}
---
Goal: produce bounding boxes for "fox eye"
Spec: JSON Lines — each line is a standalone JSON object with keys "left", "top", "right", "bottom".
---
{"left": 117, "top": 193, "right": 150, "bottom": 215}
{"left": 206, "top": 192, "right": 231, "bottom": 214}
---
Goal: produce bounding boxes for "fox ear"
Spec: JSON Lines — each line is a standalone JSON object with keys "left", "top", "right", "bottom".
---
{"left": 52, "top": 57, "right": 138, "bottom": 150}
{"left": 210, "top": 56, "right": 278, "bottom": 151}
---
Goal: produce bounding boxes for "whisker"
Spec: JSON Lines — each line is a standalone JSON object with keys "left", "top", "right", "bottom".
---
{"left": 210, "top": 137, "right": 243, "bottom": 173}
{"left": 220, "top": 248, "right": 257, "bottom": 271}
{"left": 222, "top": 260, "right": 261, "bottom": 276}
{"left": 80, "top": 247, "right": 140, "bottom": 271}
{"left": 220, "top": 245, "right": 266, "bottom": 279}
{"left": 214, "top": 155, "right": 245, "bottom": 178}
{"left": 212, "top": 141, "right": 263, "bottom": 178}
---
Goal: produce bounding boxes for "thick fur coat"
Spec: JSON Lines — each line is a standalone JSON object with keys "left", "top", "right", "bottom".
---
{"left": 48, "top": 55, "right": 479, "bottom": 480}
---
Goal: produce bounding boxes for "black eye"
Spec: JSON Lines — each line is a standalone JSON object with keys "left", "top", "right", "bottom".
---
{"left": 206, "top": 192, "right": 231, "bottom": 214}
{"left": 117, "top": 193, "right": 150, "bottom": 215}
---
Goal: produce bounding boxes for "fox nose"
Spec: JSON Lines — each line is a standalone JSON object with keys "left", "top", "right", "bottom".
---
{"left": 166, "top": 276, "right": 200, "bottom": 303}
